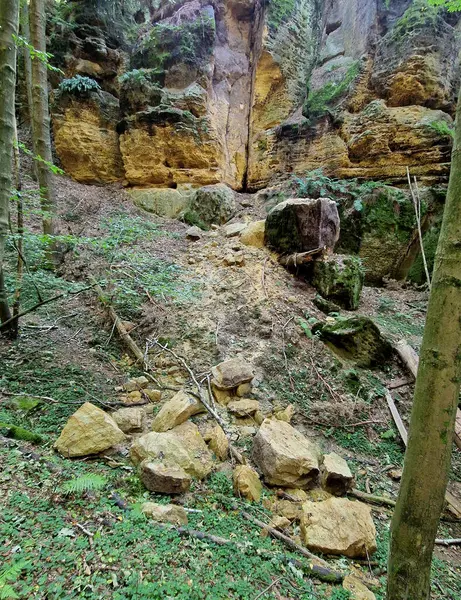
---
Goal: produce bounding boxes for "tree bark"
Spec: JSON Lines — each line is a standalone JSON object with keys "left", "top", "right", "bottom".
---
{"left": 0, "top": 0, "right": 20, "bottom": 329}
{"left": 21, "top": 0, "right": 36, "bottom": 181}
{"left": 387, "top": 87, "right": 461, "bottom": 599}
{"left": 29, "top": 0, "right": 55, "bottom": 236}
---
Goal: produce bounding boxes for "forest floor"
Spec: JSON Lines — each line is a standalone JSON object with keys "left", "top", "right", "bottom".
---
{"left": 0, "top": 162, "right": 460, "bottom": 599}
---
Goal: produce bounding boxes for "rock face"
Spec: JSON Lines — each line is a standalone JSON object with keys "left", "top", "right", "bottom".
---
{"left": 252, "top": 419, "right": 320, "bottom": 488}
{"left": 189, "top": 185, "right": 236, "bottom": 226}
{"left": 141, "top": 502, "right": 188, "bottom": 525}
{"left": 321, "top": 452, "right": 354, "bottom": 496}
{"left": 233, "top": 465, "right": 262, "bottom": 502}
{"left": 312, "top": 255, "right": 364, "bottom": 310}
{"left": 265, "top": 198, "right": 340, "bottom": 255}
{"left": 300, "top": 498, "right": 377, "bottom": 558}
{"left": 312, "top": 316, "right": 393, "bottom": 367}
{"left": 54, "top": 402, "right": 126, "bottom": 457}
{"left": 50, "top": 0, "right": 460, "bottom": 195}
{"left": 152, "top": 390, "right": 205, "bottom": 433}
{"left": 130, "top": 422, "right": 213, "bottom": 479}
{"left": 139, "top": 461, "right": 191, "bottom": 494}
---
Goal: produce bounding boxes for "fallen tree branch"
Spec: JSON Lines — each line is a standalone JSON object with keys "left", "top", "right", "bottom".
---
{"left": 90, "top": 278, "right": 146, "bottom": 366}
{"left": 278, "top": 247, "right": 323, "bottom": 268}
{"left": 348, "top": 488, "right": 396, "bottom": 508}
{"left": 434, "top": 538, "right": 461, "bottom": 546}
{"left": 0, "top": 284, "right": 95, "bottom": 332}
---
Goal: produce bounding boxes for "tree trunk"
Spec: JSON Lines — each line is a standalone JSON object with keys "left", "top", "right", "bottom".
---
{"left": 387, "top": 87, "right": 461, "bottom": 599}
{"left": 21, "top": 0, "right": 37, "bottom": 180}
{"left": 0, "top": 0, "right": 20, "bottom": 329}
{"left": 29, "top": 0, "right": 55, "bottom": 236}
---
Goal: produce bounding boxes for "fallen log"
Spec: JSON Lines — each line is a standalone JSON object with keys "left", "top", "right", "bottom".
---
{"left": 349, "top": 488, "right": 396, "bottom": 508}
{"left": 278, "top": 247, "right": 324, "bottom": 268}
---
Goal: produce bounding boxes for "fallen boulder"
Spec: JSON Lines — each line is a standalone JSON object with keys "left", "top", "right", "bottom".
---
{"left": 152, "top": 390, "right": 205, "bottom": 433}
{"left": 233, "top": 465, "right": 262, "bottom": 502}
{"left": 312, "top": 316, "right": 393, "bottom": 367}
{"left": 343, "top": 574, "right": 377, "bottom": 600}
{"left": 112, "top": 407, "right": 146, "bottom": 433}
{"left": 130, "top": 422, "right": 213, "bottom": 479}
{"left": 139, "top": 460, "right": 191, "bottom": 494}
{"left": 321, "top": 452, "right": 354, "bottom": 496}
{"left": 203, "top": 424, "right": 229, "bottom": 461}
{"left": 265, "top": 198, "right": 340, "bottom": 254}
{"left": 252, "top": 419, "right": 320, "bottom": 487}
{"left": 300, "top": 498, "right": 377, "bottom": 558}
{"left": 54, "top": 402, "right": 126, "bottom": 457}
{"left": 240, "top": 220, "right": 265, "bottom": 248}
{"left": 142, "top": 502, "right": 188, "bottom": 525}
{"left": 189, "top": 184, "right": 235, "bottom": 226}
{"left": 227, "top": 399, "right": 260, "bottom": 417}
{"left": 211, "top": 358, "right": 254, "bottom": 391}
{"left": 312, "top": 255, "right": 364, "bottom": 310}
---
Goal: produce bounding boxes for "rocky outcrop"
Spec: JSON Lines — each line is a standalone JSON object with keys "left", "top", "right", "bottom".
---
{"left": 265, "top": 198, "right": 340, "bottom": 255}
{"left": 300, "top": 498, "right": 377, "bottom": 558}
{"left": 54, "top": 402, "right": 126, "bottom": 457}
{"left": 252, "top": 419, "right": 320, "bottom": 488}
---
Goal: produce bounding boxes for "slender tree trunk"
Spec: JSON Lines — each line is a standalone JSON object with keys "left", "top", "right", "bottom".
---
{"left": 21, "top": 0, "right": 37, "bottom": 180}
{"left": 387, "top": 87, "right": 461, "bottom": 599}
{"left": 0, "top": 0, "right": 20, "bottom": 330}
{"left": 12, "top": 115, "right": 23, "bottom": 338}
{"left": 29, "top": 0, "right": 55, "bottom": 237}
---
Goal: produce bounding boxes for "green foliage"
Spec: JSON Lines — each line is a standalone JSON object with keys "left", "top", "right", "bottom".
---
{"left": 0, "top": 422, "right": 42, "bottom": 444}
{"left": 0, "top": 560, "right": 28, "bottom": 600}
{"left": 427, "top": 120, "right": 454, "bottom": 138}
{"left": 61, "top": 474, "right": 108, "bottom": 495}
{"left": 267, "top": 0, "right": 297, "bottom": 30}
{"left": 58, "top": 75, "right": 101, "bottom": 96}
{"left": 17, "top": 142, "right": 64, "bottom": 175}
{"left": 303, "top": 61, "right": 360, "bottom": 121}
{"left": 182, "top": 209, "right": 208, "bottom": 230}
{"left": 330, "top": 589, "right": 351, "bottom": 600}
{"left": 428, "top": 0, "right": 461, "bottom": 11}
{"left": 12, "top": 34, "right": 63, "bottom": 73}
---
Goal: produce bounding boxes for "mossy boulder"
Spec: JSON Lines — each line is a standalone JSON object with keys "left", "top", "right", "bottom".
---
{"left": 312, "top": 255, "right": 364, "bottom": 310}
{"left": 265, "top": 198, "right": 340, "bottom": 255}
{"left": 0, "top": 422, "right": 43, "bottom": 444}
{"left": 312, "top": 316, "right": 392, "bottom": 368}
{"left": 189, "top": 184, "right": 236, "bottom": 226}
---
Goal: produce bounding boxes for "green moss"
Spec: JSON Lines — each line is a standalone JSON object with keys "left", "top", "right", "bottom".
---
{"left": 391, "top": 0, "right": 443, "bottom": 39}
{"left": 0, "top": 422, "right": 43, "bottom": 444}
{"left": 313, "top": 256, "right": 365, "bottom": 310}
{"left": 182, "top": 210, "right": 208, "bottom": 231}
{"left": 133, "top": 11, "right": 216, "bottom": 71}
{"left": 363, "top": 189, "right": 415, "bottom": 243}
{"left": 267, "top": 0, "right": 297, "bottom": 31}
{"left": 303, "top": 61, "right": 360, "bottom": 121}
{"left": 427, "top": 120, "right": 454, "bottom": 139}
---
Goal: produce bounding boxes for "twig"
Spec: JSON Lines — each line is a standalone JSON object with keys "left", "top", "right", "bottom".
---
{"left": 279, "top": 247, "right": 323, "bottom": 267}
{"left": 253, "top": 577, "right": 283, "bottom": 600}
{"left": 308, "top": 355, "right": 343, "bottom": 403}
{"left": 261, "top": 258, "right": 269, "bottom": 299}
{"left": 0, "top": 284, "right": 95, "bottom": 332}
{"left": 348, "top": 488, "right": 396, "bottom": 508}
{"left": 384, "top": 390, "right": 408, "bottom": 445}
{"left": 407, "top": 168, "right": 431, "bottom": 289}
{"left": 434, "top": 538, "right": 461, "bottom": 546}
{"left": 75, "top": 522, "right": 94, "bottom": 547}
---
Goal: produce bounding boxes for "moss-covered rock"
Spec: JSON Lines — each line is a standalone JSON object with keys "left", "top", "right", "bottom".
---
{"left": 312, "top": 316, "right": 392, "bottom": 367}
{"left": 312, "top": 255, "right": 364, "bottom": 310}
{"left": 0, "top": 422, "right": 43, "bottom": 444}
{"left": 189, "top": 184, "right": 236, "bottom": 226}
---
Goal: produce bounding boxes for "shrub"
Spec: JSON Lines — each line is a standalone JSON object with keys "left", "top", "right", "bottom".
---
{"left": 58, "top": 75, "right": 101, "bottom": 96}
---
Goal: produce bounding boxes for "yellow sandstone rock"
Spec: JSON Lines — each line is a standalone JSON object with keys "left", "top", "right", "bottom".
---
{"left": 152, "top": 391, "right": 205, "bottom": 433}
{"left": 141, "top": 502, "right": 188, "bottom": 526}
{"left": 240, "top": 220, "right": 266, "bottom": 248}
{"left": 343, "top": 575, "right": 377, "bottom": 600}
{"left": 203, "top": 424, "right": 229, "bottom": 461}
{"left": 54, "top": 402, "right": 126, "bottom": 457}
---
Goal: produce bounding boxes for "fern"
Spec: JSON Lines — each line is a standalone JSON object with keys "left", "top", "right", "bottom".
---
{"left": 61, "top": 474, "right": 107, "bottom": 495}
{"left": 0, "top": 560, "right": 28, "bottom": 599}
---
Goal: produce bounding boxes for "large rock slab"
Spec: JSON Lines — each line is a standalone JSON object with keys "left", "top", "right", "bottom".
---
{"left": 265, "top": 198, "right": 340, "bottom": 255}
{"left": 312, "top": 255, "right": 364, "bottom": 310}
{"left": 152, "top": 390, "right": 205, "bottom": 433}
{"left": 252, "top": 419, "right": 320, "bottom": 487}
{"left": 130, "top": 422, "right": 213, "bottom": 479}
{"left": 139, "top": 461, "right": 191, "bottom": 494}
{"left": 211, "top": 358, "right": 254, "bottom": 391}
{"left": 312, "top": 316, "right": 393, "bottom": 368}
{"left": 141, "top": 502, "right": 188, "bottom": 525}
{"left": 129, "top": 187, "right": 194, "bottom": 218}
{"left": 300, "top": 498, "right": 377, "bottom": 558}
{"left": 54, "top": 402, "right": 126, "bottom": 457}
{"left": 189, "top": 184, "right": 236, "bottom": 226}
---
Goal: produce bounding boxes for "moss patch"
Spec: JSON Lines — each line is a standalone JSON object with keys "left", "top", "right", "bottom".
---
{"left": 312, "top": 255, "right": 365, "bottom": 310}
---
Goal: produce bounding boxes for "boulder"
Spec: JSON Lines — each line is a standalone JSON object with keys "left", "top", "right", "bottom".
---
{"left": 274, "top": 404, "right": 295, "bottom": 423}
{"left": 152, "top": 390, "right": 205, "bottom": 433}
{"left": 129, "top": 187, "right": 193, "bottom": 219}
{"left": 211, "top": 358, "right": 254, "bottom": 391}
{"left": 124, "top": 376, "right": 150, "bottom": 392}
{"left": 240, "top": 220, "right": 266, "bottom": 248}
{"left": 227, "top": 399, "right": 260, "bottom": 417}
{"left": 300, "top": 498, "right": 377, "bottom": 558}
{"left": 312, "top": 316, "right": 393, "bottom": 368}
{"left": 186, "top": 225, "right": 203, "bottom": 240}
{"left": 139, "top": 460, "right": 191, "bottom": 494}
{"left": 252, "top": 419, "right": 320, "bottom": 487}
{"left": 224, "top": 222, "right": 247, "bottom": 237}
{"left": 312, "top": 255, "right": 364, "bottom": 310}
{"left": 203, "top": 424, "right": 229, "bottom": 461}
{"left": 321, "top": 452, "right": 354, "bottom": 496}
{"left": 189, "top": 184, "right": 236, "bottom": 226}
{"left": 144, "top": 388, "right": 162, "bottom": 402}
{"left": 130, "top": 422, "right": 213, "bottom": 479}
{"left": 141, "top": 502, "right": 188, "bottom": 525}
{"left": 264, "top": 499, "right": 303, "bottom": 521}
{"left": 343, "top": 575, "right": 377, "bottom": 600}
{"left": 265, "top": 198, "right": 340, "bottom": 254}
{"left": 112, "top": 407, "right": 146, "bottom": 433}
{"left": 54, "top": 402, "right": 126, "bottom": 457}
{"left": 233, "top": 465, "right": 262, "bottom": 502}
{"left": 313, "top": 294, "right": 341, "bottom": 315}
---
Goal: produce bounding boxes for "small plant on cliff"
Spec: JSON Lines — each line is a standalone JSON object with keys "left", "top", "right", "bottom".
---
{"left": 58, "top": 75, "right": 101, "bottom": 96}
{"left": 428, "top": 120, "right": 454, "bottom": 138}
